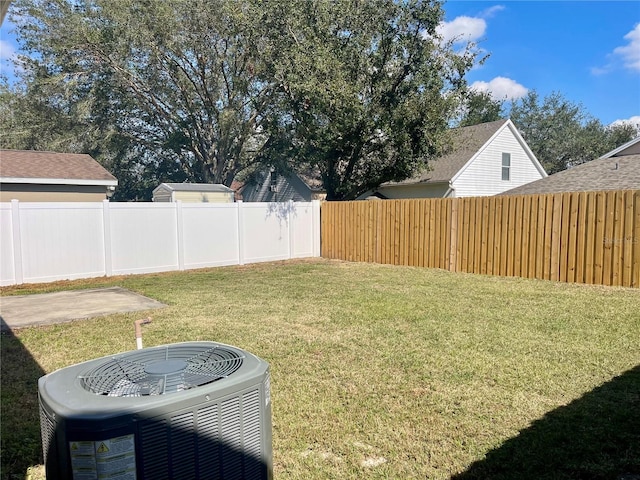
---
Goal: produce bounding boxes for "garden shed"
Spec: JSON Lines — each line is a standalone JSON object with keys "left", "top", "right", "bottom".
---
{"left": 152, "top": 183, "right": 235, "bottom": 203}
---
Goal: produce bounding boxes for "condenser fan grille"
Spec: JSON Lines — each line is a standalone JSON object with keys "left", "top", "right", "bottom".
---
{"left": 80, "top": 344, "right": 245, "bottom": 397}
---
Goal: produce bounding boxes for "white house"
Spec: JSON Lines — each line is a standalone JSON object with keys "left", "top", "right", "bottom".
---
{"left": 360, "top": 119, "right": 547, "bottom": 199}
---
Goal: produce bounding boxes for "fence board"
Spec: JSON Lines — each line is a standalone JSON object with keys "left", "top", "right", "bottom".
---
{"left": 634, "top": 192, "right": 640, "bottom": 287}
{"left": 495, "top": 197, "right": 506, "bottom": 276}
{"left": 603, "top": 192, "right": 615, "bottom": 285}
{"left": 622, "top": 191, "right": 634, "bottom": 287}
{"left": 525, "top": 195, "right": 536, "bottom": 279}
{"left": 566, "top": 192, "right": 579, "bottom": 283}
{"left": 612, "top": 191, "right": 625, "bottom": 286}
{"left": 575, "top": 192, "right": 587, "bottom": 284}
{"left": 320, "top": 191, "right": 639, "bottom": 288}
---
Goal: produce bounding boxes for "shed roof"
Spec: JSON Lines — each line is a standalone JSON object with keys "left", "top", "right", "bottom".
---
{"left": 0, "top": 149, "right": 117, "bottom": 186}
{"left": 154, "top": 182, "right": 234, "bottom": 193}
{"left": 501, "top": 154, "right": 640, "bottom": 195}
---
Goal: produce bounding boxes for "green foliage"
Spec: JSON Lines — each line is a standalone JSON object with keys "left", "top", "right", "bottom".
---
{"left": 510, "top": 91, "right": 637, "bottom": 174}
{"left": 3, "top": 0, "right": 476, "bottom": 200}
{"left": 458, "top": 90, "right": 505, "bottom": 127}
{"left": 265, "top": 0, "right": 475, "bottom": 200}
{"left": 5, "top": 0, "right": 286, "bottom": 196}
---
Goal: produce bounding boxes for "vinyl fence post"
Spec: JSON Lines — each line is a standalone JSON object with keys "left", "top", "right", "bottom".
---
{"left": 102, "top": 200, "right": 113, "bottom": 277}
{"left": 288, "top": 200, "right": 295, "bottom": 259}
{"left": 312, "top": 200, "right": 321, "bottom": 257}
{"left": 10, "top": 199, "right": 23, "bottom": 285}
{"left": 176, "top": 200, "right": 185, "bottom": 271}
{"left": 237, "top": 201, "right": 245, "bottom": 265}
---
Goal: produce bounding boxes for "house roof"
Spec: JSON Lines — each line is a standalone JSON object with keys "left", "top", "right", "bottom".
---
{"left": 385, "top": 120, "right": 507, "bottom": 186}
{"left": 599, "top": 136, "right": 640, "bottom": 159}
{"left": 154, "top": 182, "right": 233, "bottom": 193}
{"left": 501, "top": 154, "right": 640, "bottom": 195}
{"left": 384, "top": 119, "right": 519, "bottom": 186}
{"left": 297, "top": 169, "right": 325, "bottom": 192}
{"left": 0, "top": 149, "right": 117, "bottom": 186}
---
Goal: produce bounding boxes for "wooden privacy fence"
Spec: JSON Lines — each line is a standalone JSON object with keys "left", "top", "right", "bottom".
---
{"left": 321, "top": 190, "right": 640, "bottom": 288}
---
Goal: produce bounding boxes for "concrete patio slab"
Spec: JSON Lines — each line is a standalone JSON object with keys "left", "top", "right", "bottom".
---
{"left": 0, "top": 287, "right": 167, "bottom": 331}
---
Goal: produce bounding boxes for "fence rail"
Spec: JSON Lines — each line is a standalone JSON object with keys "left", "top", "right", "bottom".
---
{"left": 321, "top": 191, "right": 640, "bottom": 288}
{"left": 1, "top": 200, "right": 321, "bottom": 286}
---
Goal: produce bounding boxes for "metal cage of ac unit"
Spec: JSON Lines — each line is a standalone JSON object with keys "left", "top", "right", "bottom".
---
{"left": 38, "top": 341, "right": 272, "bottom": 480}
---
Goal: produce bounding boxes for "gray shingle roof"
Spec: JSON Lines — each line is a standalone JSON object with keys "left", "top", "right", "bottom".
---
{"left": 600, "top": 136, "right": 640, "bottom": 158}
{"left": 0, "top": 149, "right": 117, "bottom": 183}
{"left": 385, "top": 119, "right": 510, "bottom": 185}
{"left": 501, "top": 154, "right": 640, "bottom": 195}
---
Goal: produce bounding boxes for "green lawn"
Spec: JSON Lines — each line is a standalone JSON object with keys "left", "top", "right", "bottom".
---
{"left": 2, "top": 259, "right": 639, "bottom": 479}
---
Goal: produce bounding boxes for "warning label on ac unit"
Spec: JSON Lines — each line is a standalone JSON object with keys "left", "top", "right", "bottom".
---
{"left": 70, "top": 434, "right": 136, "bottom": 480}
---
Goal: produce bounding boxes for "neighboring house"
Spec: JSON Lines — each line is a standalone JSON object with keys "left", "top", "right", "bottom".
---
{"left": 152, "top": 183, "right": 235, "bottom": 203}
{"left": 236, "top": 169, "right": 326, "bottom": 202}
{"left": 501, "top": 136, "right": 640, "bottom": 195}
{"left": 360, "top": 119, "right": 547, "bottom": 199}
{"left": 0, "top": 149, "right": 118, "bottom": 202}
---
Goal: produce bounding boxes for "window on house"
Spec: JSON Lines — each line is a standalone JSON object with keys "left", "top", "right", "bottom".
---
{"left": 501, "top": 153, "right": 511, "bottom": 181}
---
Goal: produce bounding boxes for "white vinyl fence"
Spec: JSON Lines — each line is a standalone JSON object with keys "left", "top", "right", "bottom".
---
{"left": 1, "top": 200, "right": 321, "bottom": 286}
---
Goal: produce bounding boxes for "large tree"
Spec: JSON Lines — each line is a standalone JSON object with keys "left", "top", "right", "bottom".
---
{"left": 5, "top": 0, "right": 475, "bottom": 200}
{"left": 457, "top": 90, "right": 505, "bottom": 127}
{"left": 265, "top": 0, "right": 475, "bottom": 200}
{"left": 510, "top": 91, "right": 637, "bottom": 174}
{"left": 9, "top": 0, "right": 284, "bottom": 189}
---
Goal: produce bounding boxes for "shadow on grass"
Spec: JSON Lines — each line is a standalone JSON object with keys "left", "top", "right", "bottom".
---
{"left": 453, "top": 365, "right": 640, "bottom": 480}
{"left": 1, "top": 317, "right": 46, "bottom": 480}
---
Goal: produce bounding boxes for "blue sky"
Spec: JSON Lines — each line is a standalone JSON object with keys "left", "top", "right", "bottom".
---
{"left": 440, "top": 1, "right": 640, "bottom": 126}
{"left": 1, "top": 1, "right": 639, "bottom": 127}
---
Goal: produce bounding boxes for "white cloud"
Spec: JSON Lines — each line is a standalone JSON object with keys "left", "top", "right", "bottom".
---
{"left": 435, "top": 4, "right": 504, "bottom": 44}
{"left": 590, "top": 65, "right": 611, "bottom": 76}
{"left": 436, "top": 16, "right": 486, "bottom": 45}
{"left": 613, "top": 23, "right": 640, "bottom": 72}
{"left": 479, "top": 5, "right": 505, "bottom": 19}
{"left": 470, "top": 76, "right": 529, "bottom": 100}
{"left": 610, "top": 115, "right": 640, "bottom": 129}
{"left": 594, "top": 23, "right": 640, "bottom": 75}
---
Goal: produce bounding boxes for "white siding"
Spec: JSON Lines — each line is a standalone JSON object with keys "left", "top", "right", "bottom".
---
{"left": 241, "top": 171, "right": 312, "bottom": 202}
{"left": 173, "top": 191, "right": 234, "bottom": 203}
{"left": 452, "top": 125, "right": 545, "bottom": 197}
{"left": 152, "top": 188, "right": 172, "bottom": 202}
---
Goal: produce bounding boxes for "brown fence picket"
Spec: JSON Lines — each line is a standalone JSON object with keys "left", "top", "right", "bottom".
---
{"left": 320, "top": 190, "right": 640, "bottom": 288}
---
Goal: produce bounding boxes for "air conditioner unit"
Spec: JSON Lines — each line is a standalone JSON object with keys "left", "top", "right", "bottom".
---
{"left": 38, "top": 341, "right": 272, "bottom": 480}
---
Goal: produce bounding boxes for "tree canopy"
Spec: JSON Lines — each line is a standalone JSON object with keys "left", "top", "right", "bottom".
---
{"left": 261, "top": 0, "right": 475, "bottom": 199}
{"left": 510, "top": 91, "right": 637, "bottom": 174}
{"left": 9, "top": 0, "right": 286, "bottom": 189}
{"left": 457, "top": 90, "right": 505, "bottom": 127}
{"left": 3, "top": 0, "right": 476, "bottom": 200}
{"left": 4, "top": 2, "right": 633, "bottom": 199}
